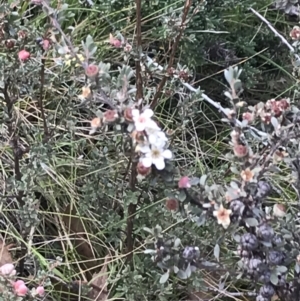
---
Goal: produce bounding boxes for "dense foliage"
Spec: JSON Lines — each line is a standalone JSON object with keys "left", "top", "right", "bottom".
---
{"left": 1, "top": 0, "right": 300, "bottom": 300}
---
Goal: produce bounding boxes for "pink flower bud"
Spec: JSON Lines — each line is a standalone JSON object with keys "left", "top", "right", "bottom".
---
{"left": 109, "top": 33, "right": 122, "bottom": 48}
{"left": 178, "top": 176, "right": 191, "bottom": 188}
{"left": 85, "top": 64, "right": 99, "bottom": 79}
{"left": 18, "top": 50, "right": 30, "bottom": 61}
{"left": 103, "top": 110, "right": 119, "bottom": 123}
{"left": 233, "top": 144, "right": 248, "bottom": 158}
{"left": 242, "top": 112, "right": 254, "bottom": 124}
{"left": 165, "top": 198, "right": 179, "bottom": 211}
{"left": 136, "top": 162, "right": 151, "bottom": 176}
{"left": 13, "top": 280, "right": 28, "bottom": 296}
{"left": 36, "top": 286, "right": 45, "bottom": 296}
{"left": 0, "top": 263, "right": 16, "bottom": 276}
{"left": 42, "top": 39, "right": 50, "bottom": 51}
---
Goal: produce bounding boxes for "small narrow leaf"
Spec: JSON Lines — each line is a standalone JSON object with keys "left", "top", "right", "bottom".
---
{"left": 159, "top": 271, "right": 169, "bottom": 284}
{"left": 214, "top": 244, "right": 220, "bottom": 262}
{"left": 199, "top": 175, "right": 207, "bottom": 186}
{"left": 177, "top": 269, "right": 187, "bottom": 279}
{"left": 270, "top": 272, "right": 278, "bottom": 285}
{"left": 245, "top": 217, "right": 258, "bottom": 227}
{"left": 174, "top": 238, "right": 181, "bottom": 248}
{"left": 144, "top": 249, "right": 156, "bottom": 254}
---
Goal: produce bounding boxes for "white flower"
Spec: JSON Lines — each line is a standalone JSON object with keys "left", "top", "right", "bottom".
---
{"left": 132, "top": 109, "right": 155, "bottom": 131}
{"left": 145, "top": 128, "right": 167, "bottom": 147}
{"left": 140, "top": 145, "right": 172, "bottom": 170}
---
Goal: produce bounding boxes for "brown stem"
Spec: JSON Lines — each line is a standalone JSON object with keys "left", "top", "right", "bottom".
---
{"left": 150, "top": 0, "right": 192, "bottom": 110}
{"left": 126, "top": 0, "right": 144, "bottom": 261}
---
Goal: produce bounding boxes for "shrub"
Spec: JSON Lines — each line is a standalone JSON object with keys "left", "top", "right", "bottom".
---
{"left": 1, "top": 0, "right": 300, "bottom": 300}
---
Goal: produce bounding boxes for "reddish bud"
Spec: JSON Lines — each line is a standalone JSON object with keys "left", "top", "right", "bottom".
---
{"left": 166, "top": 198, "right": 179, "bottom": 211}
{"left": 278, "top": 99, "right": 289, "bottom": 111}
{"left": 131, "top": 130, "right": 146, "bottom": 144}
{"left": 103, "top": 110, "right": 119, "bottom": 123}
{"left": 260, "top": 112, "right": 272, "bottom": 124}
{"left": 290, "top": 26, "right": 300, "bottom": 40}
{"left": 85, "top": 64, "right": 99, "bottom": 79}
{"left": 17, "top": 30, "right": 27, "bottom": 39}
{"left": 123, "top": 107, "right": 133, "bottom": 122}
{"left": 178, "top": 176, "right": 191, "bottom": 188}
{"left": 242, "top": 112, "right": 254, "bottom": 124}
{"left": 136, "top": 162, "right": 151, "bottom": 176}
{"left": 5, "top": 39, "right": 15, "bottom": 49}
{"left": 18, "top": 50, "right": 30, "bottom": 61}
{"left": 233, "top": 144, "right": 248, "bottom": 158}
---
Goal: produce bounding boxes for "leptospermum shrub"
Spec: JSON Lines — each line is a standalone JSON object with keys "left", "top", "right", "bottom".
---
{"left": 143, "top": 64, "right": 300, "bottom": 300}
{"left": 2, "top": 0, "right": 300, "bottom": 300}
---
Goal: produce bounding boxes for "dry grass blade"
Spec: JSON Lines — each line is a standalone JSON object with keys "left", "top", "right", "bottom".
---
{"left": 0, "top": 241, "right": 14, "bottom": 266}
{"left": 88, "top": 255, "right": 110, "bottom": 301}
{"left": 63, "top": 204, "right": 97, "bottom": 280}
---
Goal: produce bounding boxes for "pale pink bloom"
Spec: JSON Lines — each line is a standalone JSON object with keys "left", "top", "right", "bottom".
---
{"left": 109, "top": 33, "right": 122, "bottom": 48}
{"left": 13, "top": 280, "right": 28, "bottom": 296}
{"left": 178, "top": 176, "right": 191, "bottom": 188}
{"left": 0, "top": 263, "right": 16, "bottom": 276}
{"left": 18, "top": 50, "right": 30, "bottom": 61}
{"left": 36, "top": 286, "right": 45, "bottom": 296}
{"left": 213, "top": 204, "right": 232, "bottom": 229}
{"left": 132, "top": 109, "right": 155, "bottom": 132}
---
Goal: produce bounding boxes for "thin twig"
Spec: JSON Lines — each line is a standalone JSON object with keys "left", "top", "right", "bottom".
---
{"left": 126, "top": 0, "right": 144, "bottom": 261}
{"left": 250, "top": 7, "right": 300, "bottom": 62}
{"left": 150, "top": 0, "right": 192, "bottom": 110}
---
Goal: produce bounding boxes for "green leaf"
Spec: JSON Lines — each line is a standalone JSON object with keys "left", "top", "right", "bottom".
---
{"left": 159, "top": 271, "right": 169, "bottom": 284}
{"left": 199, "top": 175, "right": 207, "bottom": 186}
{"left": 178, "top": 190, "right": 186, "bottom": 202}
{"left": 185, "top": 264, "right": 192, "bottom": 278}
{"left": 177, "top": 269, "right": 187, "bottom": 279}
{"left": 277, "top": 266, "right": 287, "bottom": 273}
{"left": 245, "top": 217, "right": 258, "bottom": 227}
{"left": 144, "top": 249, "right": 156, "bottom": 254}
{"left": 196, "top": 213, "right": 206, "bottom": 226}
{"left": 174, "top": 238, "right": 181, "bottom": 248}
{"left": 270, "top": 272, "right": 278, "bottom": 285}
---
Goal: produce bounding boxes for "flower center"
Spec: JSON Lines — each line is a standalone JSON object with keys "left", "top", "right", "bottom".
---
{"left": 152, "top": 149, "right": 161, "bottom": 158}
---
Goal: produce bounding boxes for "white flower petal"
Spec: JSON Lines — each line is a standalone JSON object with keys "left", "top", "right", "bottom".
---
{"left": 139, "top": 145, "right": 151, "bottom": 153}
{"left": 143, "top": 109, "right": 154, "bottom": 118}
{"left": 162, "top": 149, "right": 172, "bottom": 159}
{"left": 135, "top": 122, "right": 146, "bottom": 131}
{"left": 141, "top": 157, "right": 152, "bottom": 167}
{"left": 145, "top": 120, "right": 160, "bottom": 130}
{"left": 131, "top": 109, "right": 140, "bottom": 117}
{"left": 148, "top": 134, "right": 156, "bottom": 145}
{"left": 153, "top": 157, "right": 165, "bottom": 170}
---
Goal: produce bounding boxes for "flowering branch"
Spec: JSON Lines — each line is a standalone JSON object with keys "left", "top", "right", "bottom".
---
{"left": 150, "top": 0, "right": 192, "bottom": 110}
{"left": 250, "top": 7, "right": 300, "bottom": 62}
